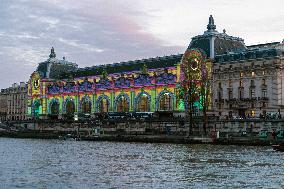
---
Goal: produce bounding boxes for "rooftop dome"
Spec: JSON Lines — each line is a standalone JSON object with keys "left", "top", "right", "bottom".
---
{"left": 36, "top": 47, "right": 78, "bottom": 79}
{"left": 188, "top": 15, "right": 247, "bottom": 58}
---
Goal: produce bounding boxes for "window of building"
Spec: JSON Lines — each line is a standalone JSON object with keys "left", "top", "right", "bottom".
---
{"left": 250, "top": 89, "right": 255, "bottom": 98}
{"left": 251, "top": 71, "right": 255, "bottom": 77}
{"left": 218, "top": 91, "right": 222, "bottom": 101}
{"left": 251, "top": 110, "right": 256, "bottom": 117}
{"left": 251, "top": 80, "right": 255, "bottom": 87}
{"left": 239, "top": 89, "right": 244, "bottom": 99}
{"left": 262, "top": 79, "right": 266, "bottom": 86}
{"left": 262, "top": 89, "right": 267, "bottom": 98}
{"left": 240, "top": 72, "right": 244, "bottom": 77}
{"left": 239, "top": 80, "right": 243, "bottom": 87}
{"left": 228, "top": 89, "right": 233, "bottom": 100}
{"left": 228, "top": 80, "right": 232, "bottom": 87}
{"left": 218, "top": 82, "right": 222, "bottom": 89}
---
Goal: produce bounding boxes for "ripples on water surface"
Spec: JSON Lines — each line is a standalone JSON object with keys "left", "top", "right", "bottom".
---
{"left": 0, "top": 138, "right": 284, "bottom": 189}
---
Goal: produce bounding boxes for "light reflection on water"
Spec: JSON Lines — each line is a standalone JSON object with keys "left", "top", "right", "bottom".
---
{"left": 0, "top": 138, "right": 284, "bottom": 189}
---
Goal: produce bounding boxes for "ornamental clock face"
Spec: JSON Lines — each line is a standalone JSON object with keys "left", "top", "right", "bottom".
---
{"left": 182, "top": 49, "right": 204, "bottom": 80}
{"left": 187, "top": 57, "right": 199, "bottom": 71}
{"left": 30, "top": 71, "right": 41, "bottom": 95}
{"left": 34, "top": 79, "right": 39, "bottom": 89}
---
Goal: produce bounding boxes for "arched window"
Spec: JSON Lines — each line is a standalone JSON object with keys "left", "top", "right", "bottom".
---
{"left": 99, "top": 98, "right": 109, "bottom": 113}
{"left": 50, "top": 101, "right": 59, "bottom": 115}
{"left": 33, "top": 100, "right": 40, "bottom": 116}
{"left": 159, "top": 93, "right": 173, "bottom": 111}
{"left": 66, "top": 100, "right": 75, "bottom": 115}
{"left": 117, "top": 96, "right": 129, "bottom": 112}
{"left": 81, "top": 100, "right": 91, "bottom": 114}
{"left": 137, "top": 94, "right": 149, "bottom": 112}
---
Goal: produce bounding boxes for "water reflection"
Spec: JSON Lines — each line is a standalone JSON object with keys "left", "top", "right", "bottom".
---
{"left": 0, "top": 138, "right": 283, "bottom": 189}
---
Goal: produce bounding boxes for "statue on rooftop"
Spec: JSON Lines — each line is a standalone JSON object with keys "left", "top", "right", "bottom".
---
{"left": 207, "top": 15, "right": 216, "bottom": 31}
{"left": 49, "top": 47, "right": 56, "bottom": 58}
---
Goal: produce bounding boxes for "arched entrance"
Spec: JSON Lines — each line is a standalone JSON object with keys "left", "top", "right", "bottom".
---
{"left": 158, "top": 92, "right": 173, "bottom": 111}
{"left": 81, "top": 97, "right": 92, "bottom": 114}
{"left": 50, "top": 100, "right": 60, "bottom": 119}
{"left": 98, "top": 98, "right": 109, "bottom": 113}
{"left": 33, "top": 100, "right": 40, "bottom": 117}
{"left": 136, "top": 93, "right": 150, "bottom": 112}
{"left": 116, "top": 94, "right": 129, "bottom": 112}
{"left": 66, "top": 100, "right": 75, "bottom": 115}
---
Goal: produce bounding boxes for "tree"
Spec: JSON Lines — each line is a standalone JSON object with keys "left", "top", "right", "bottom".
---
{"left": 181, "top": 49, "right": 212, "bottom": 135}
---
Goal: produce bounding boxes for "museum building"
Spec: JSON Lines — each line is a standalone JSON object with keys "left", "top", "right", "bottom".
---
{"left": 27, "top": 15, "right": 284, "bottom": 119}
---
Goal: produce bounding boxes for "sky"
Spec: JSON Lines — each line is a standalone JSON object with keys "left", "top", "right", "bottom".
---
{"left": 0, "top": 0, "right": 284, "bottom": 88}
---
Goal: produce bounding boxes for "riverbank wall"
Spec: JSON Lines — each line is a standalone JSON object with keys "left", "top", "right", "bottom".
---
{"left": 1, "top": 118, "right": 284, "bottom": 145}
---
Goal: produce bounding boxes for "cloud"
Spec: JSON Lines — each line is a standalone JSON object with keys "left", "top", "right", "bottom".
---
{"left": 0, "top": 0, "right": 283, "bottom": 88}
{"left": 58, "top": 37, "right": 105, "bottom": 53}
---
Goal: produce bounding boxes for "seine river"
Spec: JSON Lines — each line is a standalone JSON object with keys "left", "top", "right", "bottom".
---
{"left": 0, "top": 138, "right": 284, "bottom": 189}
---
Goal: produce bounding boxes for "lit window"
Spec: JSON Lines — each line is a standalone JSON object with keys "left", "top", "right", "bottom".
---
{"left": 239, "top": 80, "right": 243, "bottom": 87}
{"left": 251, "top": 72, "right": 255, "bottom": 77}
{"left": 250, "top": 89, "right": 255, "bottom": 98}
{"left": 251, "top": 110, "right": 256, "bottom": 117}
{"left": 240, "top": 72, "right": 244, "bottom": 77}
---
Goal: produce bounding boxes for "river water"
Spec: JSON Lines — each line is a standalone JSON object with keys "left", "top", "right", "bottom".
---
{"left": 0, "top": 138, "right": 283, "bottom": 189}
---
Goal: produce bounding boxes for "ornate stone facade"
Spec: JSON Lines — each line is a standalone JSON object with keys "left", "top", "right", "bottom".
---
{"left": 213, "top": 43, "right": 284, "bottom": 118}
{"left": 0, "top": 82, "right": 28, "bottom": 121}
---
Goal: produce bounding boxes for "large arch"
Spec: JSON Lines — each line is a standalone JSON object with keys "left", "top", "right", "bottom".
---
{"left": 96, "top": 95, "right": 110, "bottom": 113}
{"left": 115, "top": 93, "right": 130, "bottom": 112}
{"left": 32, "top": 99, "right": 41, "bottom": 117}
{"left": 135, "top": 92, "right": 151, "bottom": 112}
{"left": 49, "top": 98, "right": 60, "bottom": 117}
{"left": 156, "top": 90, "right": 174, "bottom": 111}
{"left": 81, "top": 96, "right": 92, "bottom": 114}
{"left": 65, "top": 98, "right": 75, "bottom": 115}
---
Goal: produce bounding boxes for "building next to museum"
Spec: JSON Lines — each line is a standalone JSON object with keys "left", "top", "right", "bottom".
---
{"left": 0, "top": 82, "right": 28, "bottom": 121}
{"left": 27, "top": 15, "right": 284, "bottom": 120}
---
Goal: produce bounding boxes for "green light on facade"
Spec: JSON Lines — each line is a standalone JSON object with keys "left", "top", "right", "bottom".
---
{"left": 178, "top": 99, "right": 185, "bottom": 110}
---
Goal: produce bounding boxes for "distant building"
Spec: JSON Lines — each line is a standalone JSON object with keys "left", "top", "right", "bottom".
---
{"left": 27, "top": 15, "right": 284, "bottom": 119}
{"left": 0, "top": 82, "right": 28, "bottom": 121}
{"left": 0, "top": 89, "right": 8, "bottom": 122}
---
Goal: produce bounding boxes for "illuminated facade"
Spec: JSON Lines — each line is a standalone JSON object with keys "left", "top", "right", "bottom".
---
{"left": 28, "top": 54, "right": 185, "bottom": 119}
{"left": 27, "top": 15, "right": 284, "bottom": 119}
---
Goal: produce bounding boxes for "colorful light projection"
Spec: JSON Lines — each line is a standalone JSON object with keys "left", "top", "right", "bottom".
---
{"left": 180, "top": 49, "right": 212, "bottom": 112}
{"left": 28, "top": 65, "right": 180, "bottom": 117}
